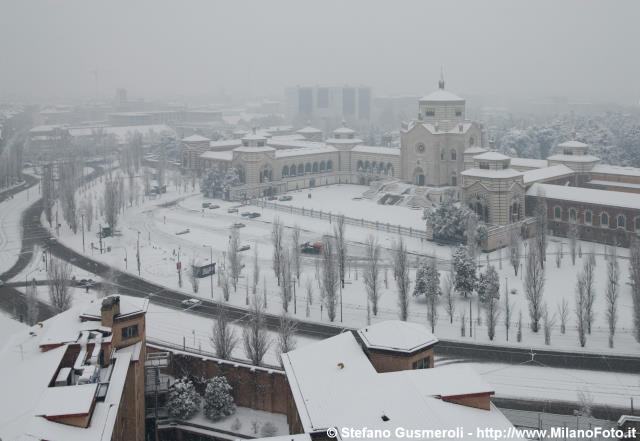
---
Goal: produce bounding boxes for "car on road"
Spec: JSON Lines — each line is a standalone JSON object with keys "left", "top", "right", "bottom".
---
{"left": 267, "top": 195, "right": 277, "bottom": 200}
{"left": 248, "top": 212, "right": 261, "bottom": 218}
{"left": 209, "top": 204, "right": 220, "bottom": 209}
{"left": 238, "top": 244, "right": 251, "bottom": 252}
{"left": 175, "top": 228, "right": 190, "bottom": 235}
{"left": 181, "top": 298, "right": 202, "bottom": 308}
{"left": 278, "top": 195, "right": 293, "bottom": 201}
{"left": 232, "top": 222, "right": 246, "bottom": 229}
{"left": 240, "top": 211, "right": 251, "bottom": 217}
{"left": 227, "top": 208, "right": 239, "bottom": 213}
{"left": 76, "top": 279, "right": 96, "bottom": 288}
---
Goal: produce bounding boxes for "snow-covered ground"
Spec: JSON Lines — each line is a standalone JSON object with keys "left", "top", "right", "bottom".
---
{"left": 43, "top": 175, "right": 640, "bottom": 356}
{"left": 0, "top": 310, "right": 27, "bottom": 336}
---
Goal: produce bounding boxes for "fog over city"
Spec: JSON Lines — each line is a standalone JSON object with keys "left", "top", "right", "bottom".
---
{"left": 1, "top": 0, "right": 639, "bottom": 103}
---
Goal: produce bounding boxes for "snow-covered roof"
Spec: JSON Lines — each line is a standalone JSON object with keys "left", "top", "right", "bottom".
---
{"left": 558, "top": 140, "right": 588, "bottom": 148}
{"left": 588, "top": 179, "right": 640, "bottom": 190}
{"left": 68, "top": 124, "right": 175, "bottom": 144}
{"left": 334, "top": 126, "right": 355, "bottom": 135}
{"left": 234, "top": 146, "right": 276, "bottom": 153}
{"left": 268, "top": 139, "right": 326, "bottom": 149}
{"left": 275, "top": 146, "right": 337, "bottom": 158}
{"left": 526, "top": 183, "right": 640, "bottom": 210}
{"left": 326, "top": 137, "right": 363, "bottom": 144}
{"left": 296, "top": 126, "right": 322, "bottom": 134}
{"left": 242, "top": 133, "right": 267, "bottom": 141}
{"left": 351, "top": 145, "right": 400, "bottom": 156}
{"left": 201, "top": 151, "right": 233, "bottom": 161}
{"left": 509, "top": 157, "right": 548, "bottom": 169}
{"left": 473, "top": 151, "right": 510, "bottom": 161}
{"left": 209, "top": 139, "right": 242, "bottom": 149}
{"left": 591, "top": 164, "right": 640, "bottom": 177}
{"left": 182, "top": 134, "right": 210, "bottom": 142}
{"left": 282, "top": 328, "right": 519, "bottom": 439}
{"left": 357, "top": 320, "right": 438, "bottom": 353}
{"left": 461, "top": 168, "right": 523, "bottom": 179}
{"left": 522, "top": 165, "right": 574, "bottom": 184}
{"left": 547, "top": 154, "right": 600, "bottom": 163}
{"left": 419, "top": 89, "right": 464, "bottom": 102}
{"left": 463, "top": 146, "right": 487, "bottom": 155}
{"left": 79, "top": 295, "right": 148, "bottom": 321}
{"left": 35, "top": 383, "right": 98, "bottom": 417}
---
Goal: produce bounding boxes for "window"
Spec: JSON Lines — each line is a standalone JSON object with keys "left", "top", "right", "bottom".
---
{"left": 569, "top": 208, "right": 577, "bottom": 221}
{"left": 469, "top": 136, "right": 475, "bottom": 146}
{"left": 479, "top": 162, "right": 489, "bottom": 170}
{"left": 451, "top": 149, "right": 457, "bottom": 161}
{"left": 585, "top": 210, "right": 592, "bottom": 224}
{"left": 455, "top": 109, "right": 462, "bottom": 117}
{"left": 121, "top": 324, "right": 139, "bottom": 339}
{"left": 554, "top": 206, "right": 562, "bottom": 219}
{"left": 440, "top": 150, "right": 444, "bottom": 160}
{"left": 635, "top": 217, "right": 640, "bottom": 231}
{"left": 601, "top": 212, "right": 609, "bottom": 227}
{"left": 617, "top": 215, "right": 626, "bottom": 229}
{"left": 451, "top": 175, "right": 457, "bottom": 186}
{"left": 425, "top": 109, "right": 435, "bottom": 117}
{"left": 282, "top": 166, "right": 289, "bottom": 177}
{"left": 416, "top": 143, "right": 425, "bottom": 153}
{"left": 327, "top": 160, "right": 333, "bottom": 171}
{"left": 412, "top": 356, "right": 430, "bottom": 370}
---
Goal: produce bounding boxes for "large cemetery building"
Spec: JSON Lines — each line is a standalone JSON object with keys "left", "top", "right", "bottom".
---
{"left": 183, "top": 75, "right": 640, "bottom": 249}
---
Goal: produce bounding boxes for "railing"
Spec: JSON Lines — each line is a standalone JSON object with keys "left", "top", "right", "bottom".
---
{"left": 252, "top": 199, "right": 429, "bottom": 240}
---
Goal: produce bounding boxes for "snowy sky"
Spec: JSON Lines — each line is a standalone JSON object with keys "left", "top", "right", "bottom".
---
{"left": 1, "top": 0, "right": 639, "bottom": 104}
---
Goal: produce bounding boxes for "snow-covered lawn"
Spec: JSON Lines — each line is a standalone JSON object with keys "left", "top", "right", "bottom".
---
{"left": 0, "top": 310, "right": 27, "bottom": 336}
{"left": 42, "top": 175, "right": 640, "bottom": 356}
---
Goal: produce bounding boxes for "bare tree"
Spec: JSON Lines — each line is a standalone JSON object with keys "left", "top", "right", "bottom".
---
{"left": 517, "top": 310, "right": 523, "bottom": 342}
{"left": 48, "top": 258, "right": 72, "bottom": 312}
{"left": 243, "top": 293, "right": 271, "bottom": 366}
{"left": 104, "top": 179, "right": 120, "bottom": 230}
{"left": 555, "top": 242, "right": 563, "bottom": 268}
{"left": 252, "top": 245, "right": 259, "bottom": 294}
{"left": 363, "top": 235, "right": 381, "bottom": 316}
{"left": 291, "top": 225, "right": 302, "bottom": 285}
{"left": 271, "top": 218, "right": 284, "bottom": 286}
{"left": 279, "top": 248, "right": 293, "bottom": 312}
{"left": 583, "top": 252, "right": 596, "bottom": 334}
{"left": 334, "top": 215, "right": 347, "bottom": 288}
{"left": 568, "top": 221, "right": 578, "bottom": 265}
{"left": 220, "top": 270, "right": 231, "bottom": 301}
{"left": 508, "top": 225, "right": 521, "bottom": 276}
{"left": 321, "top": 237, "right": 339, "bottom": 321}
{"left": 210, "top": 305, "right": 237, "bottom": 360}
{"left": 42, "top": 164, "right": 55, "bottom": 227}
{"left": 466, "top": 214, "right": 479, "bottom": 261}
{"left": 83, "top": 198, "right": 93, "bottom": 232}
{"left": 558, "top": 298, "right": 569, "bottom": 334}
{"left": 188, "top": 256, "right": 199, "bottom": 293}
{"left": 630, "top": 237, "right": 640, "bottom": 342}
{"left": 393, "top": 237, "right": 411, "bottom": 321}
{"left": 486, "top": 295, "right": 500, "bottom": 341}
{"left": 575, "top": 272, "right": 588, "bottom": 348}
{"left": 305, "top": 277, "right": 313, "bottom": 306}
{"left": 25, "top": 278, "right": 39, "bottom": 326}
{"left": 543, "top": 304, "right": 555, "bottom": 345}
{"left": 424, "top": 258, "right": 440, "bottom": 333}
{"left": 277, "top": 312, "right": 297, "bottom": 366}
{"left": 524, "top": 245, "right": 545, "bottom": 332}
{"left": 504, "top": 282, "right": 514, "bottom": 341}
{"left": 442, "top": 272, "right": 455, "bottom": 324}
{"left": 605, "top": 247, "right": 619, "bottom": 348}
{"left": 534, "top": 188, "right": 548, "bottom": 268}
{"left": 227, "top": 229, "right": 242, "bottom": 291}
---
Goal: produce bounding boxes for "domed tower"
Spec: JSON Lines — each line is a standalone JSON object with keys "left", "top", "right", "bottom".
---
{"left": 231, "top": 130, "right": 276, "bottom": 195}
{"left": 325, "top": 120, "right": 363, "bottom": 174}
{"left": 417, "top": 68, "right": 465, "bottom": 132}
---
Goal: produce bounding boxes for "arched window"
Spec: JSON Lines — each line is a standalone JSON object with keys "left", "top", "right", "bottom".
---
{"left": 319, "top": 161, "right": 326, "bottom": 172}
{"left": 469, "top": 136, "right": 475, "bottom": 146}
{"left": 305, "top": 163, "right": 311, "bottom": 173}
{"left": 312, "top": 162, "right": 318, "bottom": 173}
{"left": 511, "top": 202, "right": 521, "bottom": 222}
{"left": 617, "top": 215, "right": 626, "bottom": 229}
{"left": 298, "top": 164, "right": 304, "bottom": 175}
{"left": 569, "top": 208, "right": 577, "bottom": 221}
{"left": 585, "top": 210, "right": 592, "bottom": 224}
{"left": 451, "top": 149, "right": 457, "bottom": 161}
{"left": 601, "top": 212, "right": 609, "bottom": 228}
{"left": 387, "top": 163, "right": 393, "bottom": 177}
{"left": 365, "top": 161, "right": 370, "bottom": 172}
{"left": 554, "top": 206, "right": 562, "bottom": 219}
{"left": 378, "top": 163, "right": 384, "bottom": 174}
{"left": 282, "top": 165, "right": 289, "bottom": 177}
{"left": 451, "top": 174, "right": 457, "bottom": 186}
{"left": 327, "top": 160, "right": 333, "bottom": 171}
{"left": 357, "top": 160, "right": 363, "bottom": 171}
{"left": 290, "top": 165, "right": 296, "bottom": 177}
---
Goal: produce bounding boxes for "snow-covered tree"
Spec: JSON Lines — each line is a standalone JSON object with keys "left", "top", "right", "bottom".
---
{"left": 227, "top": 229, "right": 242, "bottom": 291}
{"left": 558, "top": 298, "right": 569, "bottom": 334}
{"left": 583, "top": 253, "right": 596, "bottom": 334}
{"left": 321, "top": 237, "right": 339, "bottom": 322}
{"left": 25, "top": 278, "right": 39, "bottom": 326}
{"left": 203, "top": 376, "right": 236, "bottom": 421}
{"left": 291, "top": 225, "right": 302, "bottom": 285}
{"left": 452, "top": 246, "right": 476, "bottom": 298}
{"left": 534, "top": 190, "right": 548, "bottom": 268}
{"left": 272, "top": 218, "right": 284, "bottom": 285}
{"left": 243, "top": 293, "right": 271, "bottom": 366}
{"left": 630, "top": 237, "right": 640, "bottom": 342}
{"left": 277, "top": 311, "right": 297, "bottom": 365}
{"left": 393, "top": 237, "right": 411, "bottom": 321}
{"left": 210, "top": 306, "right": 237, "bottom": 360}
{"left": 605, "top": 247, "right": 619, "bottom": 348}
{"left": 524, "top": 245, "right": 545, "bottom": 333}
{"left": 508, "top": 225, "right": 521, "bottom": 276}
{"left": 201, "top": 166, "right": 223, "bottom": 198}
{"left": 168, "top": 377, "right": 201, "bottom": 419}
{"left": 363, "top": 235, "right": 381, "bottom": 316}
{"left": 424, "top": 198, "right": 483, "bottom": 244}
{"left": 442, "top": 272, "right": 455, "bottom": 324}
{"left": 48, "top": 258, "right": 72, "bottom": 312}
{"left": 334, "top": 215, "right": 347, "bottom": 289}
{"left": 576, "top": 272, "right": 588, "bottom": 348}
{"left": 477, "top": 265, "right": 500, "bottom": 304}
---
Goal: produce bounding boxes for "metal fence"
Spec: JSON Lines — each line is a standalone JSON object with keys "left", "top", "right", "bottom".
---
{"left": 252, "top": 199, "right": 429, "bottom": 240}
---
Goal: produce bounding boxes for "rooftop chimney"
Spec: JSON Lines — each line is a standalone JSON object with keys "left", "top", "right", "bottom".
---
{"left": 101, "top": 296, "right": 120, "bottom": 327}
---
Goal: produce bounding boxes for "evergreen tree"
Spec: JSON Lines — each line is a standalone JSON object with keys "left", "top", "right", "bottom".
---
{"left": 201, "top": 166, "right": 222, "bottom": 198}
{"left": 203, "top": 377, "right": 236, "bottom": 421}
{"left": 167, "top": 377, "right": 201, "bottom": 419}
{"left": 452, "top": 246, "right": 477, "bottom": 298}
{"left": 477, "top": 265, "right": 500, "bottom": 304}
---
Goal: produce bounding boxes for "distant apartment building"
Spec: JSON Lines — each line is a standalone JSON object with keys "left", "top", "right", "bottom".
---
{"left": 285, "top": 85, "right": 372, "bottom": 122}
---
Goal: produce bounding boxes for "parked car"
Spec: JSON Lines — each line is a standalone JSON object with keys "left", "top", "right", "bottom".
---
{"left": 202, "top": 202, "right": 211, "bottom": 208}
{"left": 248, "top": 212, "right": 261, "bottom": 218}
{"left": 175, "top": 229, "right": 190, "bottom": 235}
{"left": 240, "top": 211, "right": 251, "bottom": 217}
{"left": 181, "top": 298, "right": 202, "bottom": 308}
{"left": 227, "top": 208, "right": 239, "bottom": 213}
{"left": 238, "top": 244, "right": 251, "bottom": 252}
{"left": 301, "top": 241, "right": 323, "bottom": 254}
{"left": 232, "top": 222, "right": 246, "bottom": 229}
{"left": 267, "top": 195, "right": 277, "bottom": 201}
{"left": 278, "top": 195, "right": 293, "bottom": 201}
{"left": 209, "top": 204, "right": 220, "bottom": 209}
